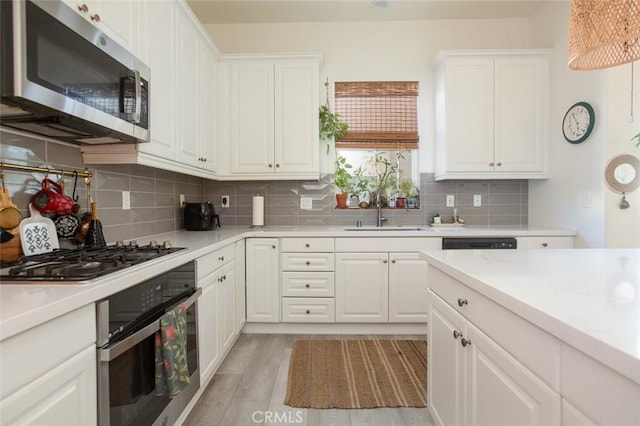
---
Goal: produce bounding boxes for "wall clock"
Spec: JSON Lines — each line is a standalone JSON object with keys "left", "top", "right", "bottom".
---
{"left": 562, "top": 102, "right": 595, "bottom": 144}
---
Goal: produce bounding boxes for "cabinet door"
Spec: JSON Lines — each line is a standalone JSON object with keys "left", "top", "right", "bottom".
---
{"left": 235, "top": 240, "right": 246, "bottom": 331}
{"left": 494, "top": 56, "right": 547, "bottom": 173}
{"left": 274, "top": 60, "right": 319, "bottom": 174}
{"left": 428, "top": 292, "right": 466, "bottom": 426}
{"left": 246, "top": 238, "right": 279, "bottom": 322}
{"left": 198, "top": 273, "right": 221, "bottom": 383}
{"left": 0, "top": 346, "right": 97, "bottom": 426}
{"left": 466, "top": 321, "right": 561, "bottom": 426}
{"left": 335, "top": 253, "right": 389, "bottom": 322}
{"left": 138, "top": 1, "right": 176, "bottom": 159}
{"left": 230, "top": 61, "right": 275, "bottom": 173}
{"left": 199, "top": 43, "right": 218, "bottom": 172}
{"left": 442, "top": 57, "right": 494, "bottom": 173}
{"left": 389, "top": 253, "right": 428, "bottom": 323}
{"left": 174, "top": 6, "right": 201, "bottom": 167}
{"left": 62, "top": 0, "right": 135, "bottom": 51}
{"left": 218, "top": 261, "right": 237, "bottom": 354}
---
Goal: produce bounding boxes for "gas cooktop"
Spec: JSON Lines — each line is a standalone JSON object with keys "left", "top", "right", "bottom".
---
{"left": 0, "top": 242, "right": 185, "bottom": 282}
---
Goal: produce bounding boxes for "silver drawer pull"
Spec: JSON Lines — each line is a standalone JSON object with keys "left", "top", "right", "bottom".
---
{"left": 305, "top": 284, "right": 310, "bottom": 288}
{"left": 305, "top": 310, "right": 310, "bottom": 314}
{"left": 461, "top": 338, "right": 472, "bottom": 347}
{"left": 457, "top": 298, "right": 468, "bottom": 307}
{"left": 218, "top": 256, "right": 224, "bottom": 261}
{"left": 305, "top": 261, "right": 311, "bottom": 265}
{"left": 453, "top": 330, "right": 462, "bottom": 339}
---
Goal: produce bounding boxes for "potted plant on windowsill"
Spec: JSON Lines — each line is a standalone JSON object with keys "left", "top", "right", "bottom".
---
{"left": 334, "top": 155, "right": 353, "bottom": 209}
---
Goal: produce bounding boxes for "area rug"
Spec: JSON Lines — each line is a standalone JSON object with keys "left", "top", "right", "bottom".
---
{"left": 284, "top": 339, "right": 427, "bottom": 409}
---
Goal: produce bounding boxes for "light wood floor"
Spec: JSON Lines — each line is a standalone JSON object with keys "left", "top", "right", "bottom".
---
{"left": 185, "top": 334, "right": 436, "bottom": 426}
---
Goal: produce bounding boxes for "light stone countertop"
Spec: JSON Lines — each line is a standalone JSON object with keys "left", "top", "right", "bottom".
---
{"left": 420, "top": 248, "right": 640, "bottom": 385}
{"left": 0, "top": 225, "right": 575, "bottom": 341}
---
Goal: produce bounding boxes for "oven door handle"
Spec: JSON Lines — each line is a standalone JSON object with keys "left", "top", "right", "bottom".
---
{"left": 100, "top": 287, "right": 202, "bottom": 362}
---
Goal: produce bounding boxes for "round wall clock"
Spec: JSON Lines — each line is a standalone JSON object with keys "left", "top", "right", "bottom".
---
{"left": 604, "top": 154, "right": 640, "bottom": 194}
{"left": 562, "top": 102, "right": 595, "bottom": 144}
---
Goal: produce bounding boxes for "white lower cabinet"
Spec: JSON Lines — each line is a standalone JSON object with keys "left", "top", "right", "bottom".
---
{"left": 280, "top": 238, "right": 335, "bottom": 323}
{"left": 196, "top": 243, "right": 238, "bottom": 384}
{"left": 0, "top": 304, "right": 97, "bottom": 426}
{"left": 334, "top": 251, "right": 429, "bottom": 323}
{"left": 389, "top": 253, "right": 429, "bottom": 322}
{"left": 335, "top": 253, "right": 389, "bottom": 322}
{"left": 246, "top": 238, "right": 280, "bottom": 322}
{"left": 428, "top": 292, "right": 560, "bottom": 426}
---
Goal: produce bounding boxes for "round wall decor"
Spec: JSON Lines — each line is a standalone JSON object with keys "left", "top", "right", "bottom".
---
{"left": 604, "top": 154, "right": 640, "bottom": 194}
{"left": 562, "top": 102, "right": 595, "bottom": 144}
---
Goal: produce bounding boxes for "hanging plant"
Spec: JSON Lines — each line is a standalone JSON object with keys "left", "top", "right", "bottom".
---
{"left": 319, "top": 79, "right": 348, "bottom": 154}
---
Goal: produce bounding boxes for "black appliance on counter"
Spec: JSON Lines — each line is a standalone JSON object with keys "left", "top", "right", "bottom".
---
{"left": 183, "top": 202, "right": 220, "bottom": 231}
{"left": 442, "top": 237, "right": 517, "bottom": 250}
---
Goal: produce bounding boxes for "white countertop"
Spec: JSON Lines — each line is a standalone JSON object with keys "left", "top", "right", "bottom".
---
{"left": 420, "top": 248, "right": 640, "bottom": 385}
{"left": 0, "top": 225, "right": 574, "bottom": 341}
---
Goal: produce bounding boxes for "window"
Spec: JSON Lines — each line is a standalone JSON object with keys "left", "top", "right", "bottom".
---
{"left": 334, "top": 81, "right": 419, "bottom": 149}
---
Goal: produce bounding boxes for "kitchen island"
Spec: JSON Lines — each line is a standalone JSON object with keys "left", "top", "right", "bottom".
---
{"left": 421, "top": 248, "right": 640, "bottom": 426}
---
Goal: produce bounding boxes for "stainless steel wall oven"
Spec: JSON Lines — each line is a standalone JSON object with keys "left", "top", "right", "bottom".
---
{"left": 96, "top": 261, "right": 201, "bottom": 426}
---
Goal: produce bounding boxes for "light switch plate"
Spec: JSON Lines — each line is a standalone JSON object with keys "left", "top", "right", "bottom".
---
{"left": 446, "top": 194, "right": 455, "bottom": 207}
{"left": 300, "top": 197, "right": 312, "bottom": 210}
{"left": 122, "top": 191, "right": 131, "bottom": 210}
{"left": 473, "top": 194, "right": 482, "bottom": 207}
{"left": 179, "top": 194, "right": 185, "bottom": 207}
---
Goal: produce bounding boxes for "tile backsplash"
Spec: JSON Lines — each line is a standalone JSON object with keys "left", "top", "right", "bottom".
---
{"left": 1, "top": 133, "right": 527, "bottom": 244}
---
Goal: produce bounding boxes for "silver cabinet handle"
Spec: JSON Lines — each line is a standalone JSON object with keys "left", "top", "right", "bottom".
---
{"left": 268, "top": 164, "right": 273, "bottom": 168}
{"left": 305, "top": 243, "right": 310, "bottom": 248}
{"left": 78, "top": 4, "right": 88, "bottom": 13}
{"left": 91, "top": 14, "right": 101, "bottom": 22}
{"left": 305, "top": 310, "right": 310, "bottom": 314}
{"left": 453, "top": 330, "right": 462, "bottom": 339}
{"left": 391, "top": 259, "right": 396, "bottom": 264}
{"left": 383, "top": 259, "right": 388, "bottom": 263}
{"left": 272, "top": 245, "right": 276, "bottom": 249}
{"left": 542, "top": 243, "right": 548, "bottom": 247}
{"left": 305, "top": 261, "right": 311, "bottom": 265}
{"left": 489, "top": 162, "right": 495, "bottom": 167}
{"left": 496, "top": 162, "right": 502, "bottom": 167}
{"left": 457, "top": 298, "right": 468, "bottom": 307}
{"left": 461, "top": 338, "right": 471, "bottom": 347}
{"left": 218, "top": 256, "right": 224, "bottom": 261}
{"left": 276, "top": 164, "right": 280, "bottom": 168}
{"left": 305, "top": 284, "right": 310, "bottom": 288}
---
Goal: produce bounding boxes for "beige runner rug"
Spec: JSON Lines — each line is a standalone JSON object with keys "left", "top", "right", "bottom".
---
{"left": 284, "top": 339, "right": 427, "bottom": 409}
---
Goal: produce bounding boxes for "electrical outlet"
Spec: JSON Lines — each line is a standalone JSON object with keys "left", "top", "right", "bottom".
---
{"left": 300, "top": 197, "right": 312, "bottom": 210}
{"left": 221, "top": 195, "right": 230, "bottom": 208}
{"left": 179, "top": 194, "right": 185, "bottom": 207}
{"left": 473, "top": 194, "right": 482, "bottom": 207}
{"left": 122, "top": 191, "right": 130, "bottom": 210}
{"left": 446, "top": 194, "right": 455, "bottom": 207}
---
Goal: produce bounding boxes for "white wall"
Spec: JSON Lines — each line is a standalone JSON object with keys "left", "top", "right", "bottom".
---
{"left": 605, "top": 65, "right": 640, "bottom": 247}
{"left": 527, "top": 1, "right": 607, "bottom": 248}
{"left": 528, "top": 2, "right": 640, "bottom": 248}
{"left": 205, "top": 18, "right": 531, "bottom": 174}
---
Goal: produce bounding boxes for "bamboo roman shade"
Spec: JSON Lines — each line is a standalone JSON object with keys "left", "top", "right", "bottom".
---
{"left": 334, "top": 81, "right": 419, "bottom": 149}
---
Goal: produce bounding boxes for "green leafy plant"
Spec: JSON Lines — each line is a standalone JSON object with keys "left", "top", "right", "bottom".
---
{"left": 334, "top": 155, "right": 353, "bottom": 194}
{"left": 320, "top": 105, "right": 348, "bottom": 154}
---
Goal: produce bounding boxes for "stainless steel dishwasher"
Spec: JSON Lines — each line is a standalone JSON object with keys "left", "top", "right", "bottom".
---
{"left": 442, "top": 237, "right": 517, "bottom": 250}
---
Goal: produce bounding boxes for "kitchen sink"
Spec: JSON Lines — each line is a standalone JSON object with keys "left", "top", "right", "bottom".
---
{"left": 343, "top": 226, "right": 431, "bottom": 231}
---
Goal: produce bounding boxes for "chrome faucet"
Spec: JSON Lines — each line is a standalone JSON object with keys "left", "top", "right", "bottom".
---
{"left": 376, "top": 188, "right": 388, "bottom": 227}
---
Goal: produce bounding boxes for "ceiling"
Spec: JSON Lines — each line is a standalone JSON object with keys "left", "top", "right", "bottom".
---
{"left": 187, "top": 0, "right": 553, "bottom": 25}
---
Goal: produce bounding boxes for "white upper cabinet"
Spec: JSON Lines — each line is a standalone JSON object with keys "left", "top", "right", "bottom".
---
{"left": 62, "top": 0, "right": 136, "bottom": 51}
{"left": 434, "top": 50, "right": 549, "bottom": 180}
{"left": 82, "top": 0, "right": 220, "bottom": 179}
{"left": 217, "top": 55, "right": 321, "bottom": 180}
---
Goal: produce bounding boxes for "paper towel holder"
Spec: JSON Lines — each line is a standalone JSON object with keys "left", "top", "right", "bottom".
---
{"left": 251, "top": 192, "right": 265, "bottom": 228}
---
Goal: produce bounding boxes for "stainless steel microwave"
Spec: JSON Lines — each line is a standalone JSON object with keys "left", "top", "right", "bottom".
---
{"left": 0, "top": 0, "right": 150, "bottom": 144}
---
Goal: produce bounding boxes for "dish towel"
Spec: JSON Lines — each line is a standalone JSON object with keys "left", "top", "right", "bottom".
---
{"left": 155, "top": 303, "right": 190, "bottom": 397}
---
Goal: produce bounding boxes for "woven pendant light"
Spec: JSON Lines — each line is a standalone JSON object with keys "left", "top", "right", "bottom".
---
{"left": 568, "top": 0, "right": 640, "bottom": 70}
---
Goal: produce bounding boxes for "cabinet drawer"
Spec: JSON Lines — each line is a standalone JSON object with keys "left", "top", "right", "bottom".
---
{"left": 429, "top": 266, "right": 560, "bottom": 391}
{"left": 281, "top": 238, "right": 334, "bottom": 252}
{"left": 516, "top": 237, "right": 574, "bottom": 249}
{"left": 281, "top": 253, "right": 334, "bottom": 271}
{"left": 282, "top": 298, "right": 335, "bottom": 323}
{"left": 282, "top": 272, "right": 335, "bottom": 297}
{"left": 336, "top": 237, "right": 441, "bottom": 252}
{"left": 197, "top": 244, "right": 236, "bottom": 279}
